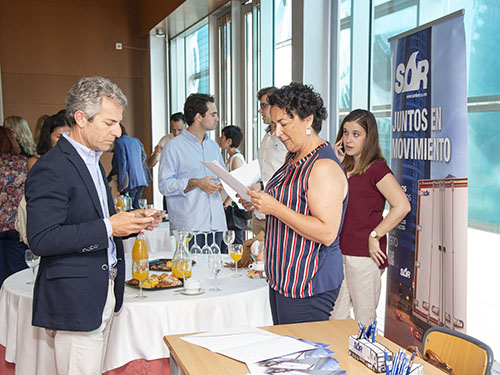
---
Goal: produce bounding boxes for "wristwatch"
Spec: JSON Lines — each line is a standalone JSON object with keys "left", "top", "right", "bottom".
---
{"left": 370, "top": 230, "right": 379, "bottom": 240}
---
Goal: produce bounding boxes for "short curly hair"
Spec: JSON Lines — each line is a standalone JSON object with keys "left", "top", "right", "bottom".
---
{"left": 267, "top": 82, "right": 327, "bottom": 133}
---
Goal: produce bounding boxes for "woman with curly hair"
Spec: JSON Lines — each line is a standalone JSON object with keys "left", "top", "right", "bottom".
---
{"left": 0, "top": 126, "right": 29, "bottom": 285}
{"left": 241, "top": 82, "right": 348, "bottom": 324}
{"left": 3, "top": 115, "right": 36, "bottom": 157}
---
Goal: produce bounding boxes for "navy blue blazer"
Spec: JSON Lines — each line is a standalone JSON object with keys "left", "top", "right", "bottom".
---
{"left": 25, "top": 136, "right": 125, "bottom": 331}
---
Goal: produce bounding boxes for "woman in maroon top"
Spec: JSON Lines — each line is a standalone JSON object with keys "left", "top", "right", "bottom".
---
{"left": 330, "top": 109, "right": 410, "bottom": 325}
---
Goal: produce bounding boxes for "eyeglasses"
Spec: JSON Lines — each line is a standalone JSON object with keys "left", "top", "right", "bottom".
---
{"left": 259, "top": 103, "right": 270, "bottom": 110}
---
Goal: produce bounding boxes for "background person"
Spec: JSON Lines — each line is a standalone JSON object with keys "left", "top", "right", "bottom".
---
{"left": 33, "top": 114, "right": 49, "bottom": 145}
{"left": 158, "top": 94, "right": 226, "bottom": 248}
{"left": 27, "top": 109, "right": 71, "bottom": 171}
{"left": 147, "top": 112, "right": 186, "bottom": 169}
{"left": 3, "top": 115, "right": 37, "bottom": 157}
{"left": 26, "top": 76, "right": 161, "bottom": 375}
{"left": 107, "top": 123, "right": 152, "bottom": 209}
{"left": 0, "top": 127, "right": 29, "bottom": 286}
{"left": 241, "top": 83, "right": 348, "bottom": 325}
{"left": 330, "top": 109, "right": 410, "bottom": 326}
{"left": 219, "top": 125, "right": 245, "bottom": 252}
{"left": 17, "top": 110, "right": 72, "bottom": 245}
{"left": 250, "top": 87, "right": 287, "bottom": 236}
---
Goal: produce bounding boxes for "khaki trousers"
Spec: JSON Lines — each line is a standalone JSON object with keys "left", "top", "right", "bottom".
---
{"left": 330, "top": 255, "right": 384, "bottom": 326}
{"left": 51, "top": 279, "right": 116, "bottom": 375}
{"left": 252, "top": 211, "right": 266, "bottom": 236}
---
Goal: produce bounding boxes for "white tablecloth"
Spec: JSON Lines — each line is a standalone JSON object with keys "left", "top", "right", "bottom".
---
{"left": 0, "top": 251, "right": 272, "bottom": 374}
{"left": 122, "top": 221, "right": 174, "bottom": 254}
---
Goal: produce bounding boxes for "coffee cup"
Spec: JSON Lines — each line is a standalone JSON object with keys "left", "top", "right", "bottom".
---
{"left": 248, "top": 261, "right": 265, "bottom": 272}
{"left": 184, "top": 279, "right": 201, "bottom": 292}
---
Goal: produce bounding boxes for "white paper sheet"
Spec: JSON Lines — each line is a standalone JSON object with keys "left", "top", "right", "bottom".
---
{"left": 181, "top": 327, "right": 316, "bottom": 364}
{"left": 201, "top": 160, "right": 259, "bottom": 202}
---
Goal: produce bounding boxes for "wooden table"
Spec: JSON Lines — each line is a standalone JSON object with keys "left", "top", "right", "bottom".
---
{"left": 163, "top": 319, "right": 446, "bottom": 375}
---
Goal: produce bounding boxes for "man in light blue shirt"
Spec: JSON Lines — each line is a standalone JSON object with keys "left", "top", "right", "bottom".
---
{"left": 159, "top": 94, "right": 227, "bottom": 247}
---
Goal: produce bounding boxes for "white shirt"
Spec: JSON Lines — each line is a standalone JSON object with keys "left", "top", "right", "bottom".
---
{"left": 255, "top": 131, "right": 287, "bottom": 219}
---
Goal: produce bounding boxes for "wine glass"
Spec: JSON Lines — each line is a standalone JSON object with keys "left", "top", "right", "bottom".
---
{"left": 210, "top": 231, "right": 221, "bottom": 255}
{"left": 177, "top": 258, "right": 192, "bottom": 282}
{"left": 190, "top": 232, "right": 202, "bottom": 261}
{"left": 25, "top": 249, "right": 40, "bottom": 284}
{"left": 201, "top": 232, "right": 212, "bottom": 255}
{"left": 185, "top": 230, "right": 194, "bottom": 244}
{"left": 138, "top": 198, "right": 147, "bottom": 209}
{"left": 146, "top": 204, "right": 154, "bottom": 210}
{"left": 132, "top": 259, "right": 149, "bottom": 299}
{"left": 223, "top": 230, "right": 235, "bottom": 254}
{"left": 230, "top": 244, "right": 243, "bottom": 278}
{"left": 207, "top": 253, "right": 223, "bottom": 291}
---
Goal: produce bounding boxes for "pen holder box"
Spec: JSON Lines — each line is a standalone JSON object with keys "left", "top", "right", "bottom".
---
{"left": 349, "top": 335, "right": 393, "bottom": 373}
{"left": 349, "top": 336, "right": 423, "bottom": 374}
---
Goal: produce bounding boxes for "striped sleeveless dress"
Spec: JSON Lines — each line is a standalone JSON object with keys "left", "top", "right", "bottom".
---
{"left": 264, "top": 142, "right": 348, "bottom": 298}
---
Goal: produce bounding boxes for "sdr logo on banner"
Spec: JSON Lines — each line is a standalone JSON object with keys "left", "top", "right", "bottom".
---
{"left": 394, "top": 51, "right": 429, "bottom": 94}
{"left": 400, "top": 267, "right": 411, "bottom": 279}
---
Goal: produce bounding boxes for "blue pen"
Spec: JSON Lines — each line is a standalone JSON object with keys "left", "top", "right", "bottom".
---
{"left": 392, "top": 350, "right": 402, "bottom": 375}
{"left": 364, "top": 324, "right": 371, "bottom": 340}
{"left": 405, "top": 347, "right": 417, "bottom": 375}
{"left": 358, "top": 326, "right": 365, "bottom": 339}
{"left": 371, "top": 320, "right": 377, "bottom": 342}
{"left": 399, "top": 350, "right": 407, "bottom": 374}
{"left": 400, "top": 357, "right": 408, "bottom": 375}
{"left": 390, "top": 352, "right": 397, "bottom": 375}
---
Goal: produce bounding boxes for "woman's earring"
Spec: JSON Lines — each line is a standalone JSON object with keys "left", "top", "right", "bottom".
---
{"left": 305, "top": 128, "right": 311, "bottom": 135}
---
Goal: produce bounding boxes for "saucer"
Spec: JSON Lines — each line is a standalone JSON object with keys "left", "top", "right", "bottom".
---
{"left": 180, "top": 288, "right": 205, "bottom": 296}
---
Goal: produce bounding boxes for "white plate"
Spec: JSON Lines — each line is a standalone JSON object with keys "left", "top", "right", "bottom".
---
{"left": 180, "top": 288, "right": 205, "bottom": 296}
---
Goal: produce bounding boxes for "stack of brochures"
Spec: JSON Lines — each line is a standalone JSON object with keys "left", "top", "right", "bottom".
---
{"left": 181, "top": 327, "right": 346, "bottom": 375}
{"left": 246, "top": 337, "right": 346, "bottom": 375}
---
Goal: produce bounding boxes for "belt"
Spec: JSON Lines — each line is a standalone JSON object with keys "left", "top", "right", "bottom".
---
{"left": 109, "top": 266, "right": 118, "bottom": 281}
{"left": 102, "top": 264, "right": 118, "bottom": 280}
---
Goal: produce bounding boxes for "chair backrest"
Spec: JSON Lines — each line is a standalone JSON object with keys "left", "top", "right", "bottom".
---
{"left": 422, "top": 326, "right": 494, "bottom": 375}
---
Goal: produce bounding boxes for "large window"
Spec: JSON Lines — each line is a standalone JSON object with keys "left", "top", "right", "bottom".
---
{"left": 218, "top": 13, "right": 232, "bottom": 127}
{"left": 274, "top": 0, "right": 292, "bottom": 87}
{"left": 185, "top": 24, "right": 210, "bottom": 96}
{"left": 338, "top": 0, "right": 352, "bottom": 114}
{"left": 337, "top": 0, "right": 500, "bottom": 356}
{"left": 169, "top": 20, "right": 210, "bottom": 116}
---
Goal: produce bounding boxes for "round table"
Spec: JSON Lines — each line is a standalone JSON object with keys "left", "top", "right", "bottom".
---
{"left": 0, "top": 252, "right": 272, "bottom": 374}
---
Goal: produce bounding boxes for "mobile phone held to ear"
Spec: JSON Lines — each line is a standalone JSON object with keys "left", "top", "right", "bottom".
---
{"left": 340, "top": 143, "right": 345, "bottom": 156}
{"left": 148, "top": 210, "right": 166, "bottom": 218}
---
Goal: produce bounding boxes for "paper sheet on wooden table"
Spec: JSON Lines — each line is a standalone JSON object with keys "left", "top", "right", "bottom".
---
{"left": 201, "top": 160, "right": 260, "bottom": 203}
{"left": 181, "top": 326, "right": 316, "bottom": 364}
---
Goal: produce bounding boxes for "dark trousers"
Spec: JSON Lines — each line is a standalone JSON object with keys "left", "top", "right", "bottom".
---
{"left": 269, "top": 286, "right": 340, "bottom": 325}
{"left": 127, "top": 186, "right": 145, "bottom": 209}
{"left": 0, "top": 230, "right": 29, "bottom": 286}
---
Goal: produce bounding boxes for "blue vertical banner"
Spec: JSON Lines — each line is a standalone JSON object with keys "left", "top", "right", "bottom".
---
{"left": 386, "top": 11, "right": 468, "bottom": 348}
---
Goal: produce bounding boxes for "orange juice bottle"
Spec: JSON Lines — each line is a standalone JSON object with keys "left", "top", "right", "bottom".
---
{"left": 132, "top": 232, "right": 149, "bottom": 281}
{"left": 115, "top": 195, "right": 125, "bottom": 213}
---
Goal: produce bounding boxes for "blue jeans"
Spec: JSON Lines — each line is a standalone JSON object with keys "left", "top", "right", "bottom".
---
{"left": 269, "top": 286, "right": 340, "bottom": 325}
{"left": 0, "top": 230, "right": 29, "bottom": 286}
